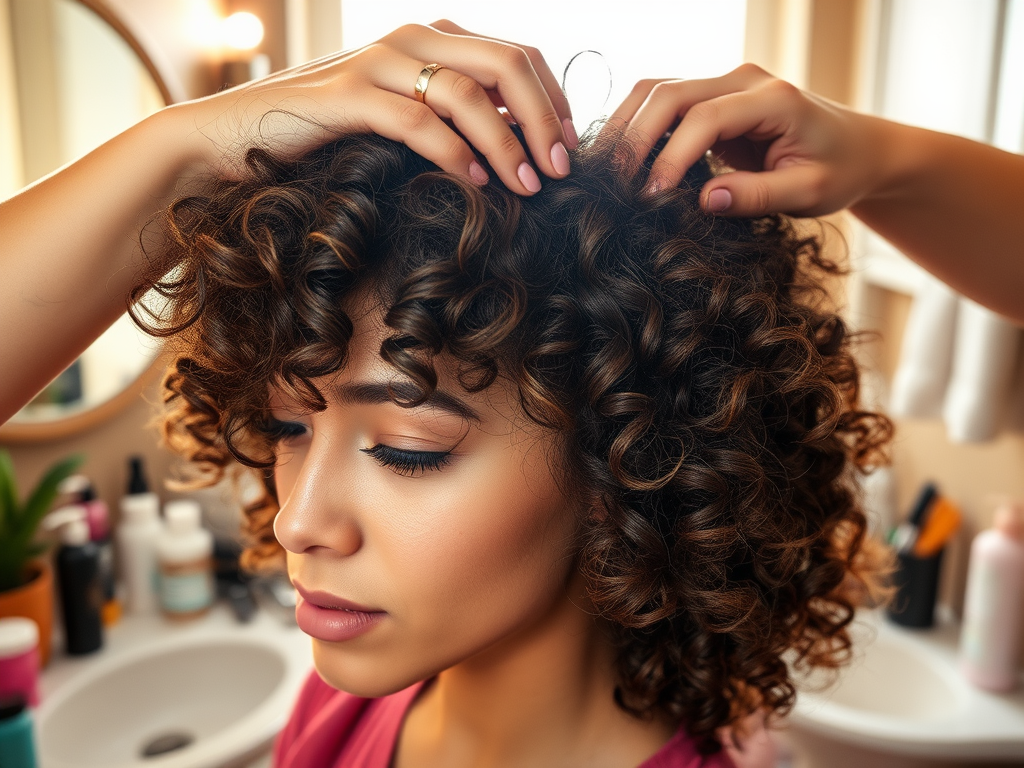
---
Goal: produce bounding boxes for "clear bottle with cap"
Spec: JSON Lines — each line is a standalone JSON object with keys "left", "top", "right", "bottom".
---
{"left": 156, "top": 500, "right": 214, "bottom": 620}
{"left": 960, "top": 501, "right": 1024, "bottom": 691}
{"left": 43, "top": 507, "right": 103, "bottom": 655}
{"left": 117, "top": 492, "right": 163, "bottom": 614}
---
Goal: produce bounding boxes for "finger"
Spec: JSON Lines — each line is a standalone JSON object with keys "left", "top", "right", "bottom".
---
{"left": 624, "top": 68, "right": 774, "bottom": 165}
{"left": 698, "top": 163, "right": 826, "bottom": 218}
{"left": 428, "top": 19, "right": 578, "bottom": 148}
{"left": 644, "top": 86, "right": 797, "bottom": 193}
{"left": 392, "top": 25, "right": 569, "bottom": 180}
{"left": 413, "top": 67, "right": 546, "bottom": 194}
{"left": 598, "top": 78, "right": 665, "bottom": 141}
{"left": 352, "top": 87, "right": 490, "bottom": 186}
{"left": 602, "top": 65, "right": 770, "bottom": 146}
{"left": 368, "top": 56, "right": 539, "bottom": 194}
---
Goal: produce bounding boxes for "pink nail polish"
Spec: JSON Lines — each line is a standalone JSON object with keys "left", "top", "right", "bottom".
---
{"left": 469, "top": 160, "right": 489, "bottom": 185}
{"left": 517, "top": 162, "right": 542, "bottom": 193}
{"left": 707, "top": 188, "right": 732, "bottom": 213}
{"left": 562, "top": 118, "right": 579, "bottom": 150}
{"left": 550, "top": 143, "right": 570, "bottom": 176}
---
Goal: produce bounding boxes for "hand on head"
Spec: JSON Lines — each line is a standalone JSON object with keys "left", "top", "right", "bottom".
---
{"left": 187, "top": 19, "right": 576, "bottom": 195}
{"left": 603, "top": 64, "right": 881, "bottom": 218}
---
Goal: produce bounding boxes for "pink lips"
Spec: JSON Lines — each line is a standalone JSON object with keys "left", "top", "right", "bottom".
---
{"left": 293, "top": 583, "right": 386, "bottom": 642}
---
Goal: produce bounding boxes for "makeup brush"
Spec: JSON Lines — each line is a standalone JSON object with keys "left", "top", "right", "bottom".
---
{"left": 913, "top": 496, "right": 962, "bottom": 558}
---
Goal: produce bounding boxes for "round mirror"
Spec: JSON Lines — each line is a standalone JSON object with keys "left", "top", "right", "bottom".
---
{"left": 0, "top": 0, "right": 171, "bottom": 442}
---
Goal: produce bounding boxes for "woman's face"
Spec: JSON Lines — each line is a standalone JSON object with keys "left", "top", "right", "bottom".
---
{"left": 271, "top": 296, "right": 582, "bottom": 696}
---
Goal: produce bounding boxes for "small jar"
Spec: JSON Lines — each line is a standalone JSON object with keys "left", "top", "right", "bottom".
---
{"left": 0, "top": 618, "right": 39, "bottom": 707}
{"left": 0, "top": 694, "right": 38, "bottom": 768}
{"left": 156, "top": 500, "right": 214, "bottom": 620}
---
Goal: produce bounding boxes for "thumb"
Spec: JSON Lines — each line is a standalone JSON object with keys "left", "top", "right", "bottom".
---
{"left": 700, "top": 164, "right": 828, "bottom": 218}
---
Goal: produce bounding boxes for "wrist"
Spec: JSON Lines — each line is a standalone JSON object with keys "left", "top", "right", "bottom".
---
{"left": 144, "top": 100, "right": 226, "bottom": 191}
{"left": 850, "top": 114, "right": 939, "bottom": 214}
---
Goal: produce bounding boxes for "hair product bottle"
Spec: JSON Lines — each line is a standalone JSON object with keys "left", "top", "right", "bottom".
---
{"left": 0, "top": 694, "right": 38, "bottom": 768}
{"left": 65, "top": 478, "right": 120, "bottom": 627}
{"left": 156, "top": 500, "right": 214, "bottom": 620}
{"left": 44, "top": 507, "right": 103, "bottom": 655}
{"left": 0, "top": 618, "right": 39, "bottom": 707}
{"left": 960, "top": 502, "right": 1024, "bottom": 691}
{"left": 117, "top": 492, "right": 163, "bottom": 614}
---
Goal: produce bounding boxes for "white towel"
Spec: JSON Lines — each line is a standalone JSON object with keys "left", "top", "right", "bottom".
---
{"left": 890, "top": 277, "right": 960, "bottom": 418}
{"left": 943, "top": 299, "right": 1021, "bottom": 442}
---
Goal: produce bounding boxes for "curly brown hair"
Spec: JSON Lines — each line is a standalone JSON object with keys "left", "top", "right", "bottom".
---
{"left": 132, "top": 128, "right": 892, "bottom": 753}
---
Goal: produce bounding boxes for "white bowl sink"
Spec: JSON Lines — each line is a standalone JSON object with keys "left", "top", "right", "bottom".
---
{"left": 37, "top": 608, "right": 312, "bottom": 768}
{"left": 788, "top": 609, "right": 1024, "bottom": 767}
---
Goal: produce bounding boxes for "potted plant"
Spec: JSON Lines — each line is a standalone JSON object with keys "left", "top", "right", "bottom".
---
{"left": 0, "top": 450, "right": 83, "bottom": 666}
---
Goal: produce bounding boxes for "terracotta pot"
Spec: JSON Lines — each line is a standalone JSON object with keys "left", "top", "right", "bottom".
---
{"left": 0, "top": 559, "right": 54, "bottom": 667}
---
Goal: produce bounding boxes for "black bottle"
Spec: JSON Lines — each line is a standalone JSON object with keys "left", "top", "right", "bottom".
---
{"left": 53, "top": 513, "right": 104, "bottom": 655}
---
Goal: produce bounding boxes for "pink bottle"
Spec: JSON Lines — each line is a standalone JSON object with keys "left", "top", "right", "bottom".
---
{"left": 960, "top": 502, "right": 1024, "bottom": 691}
{"left": 0, "top": 617, "right": 40, "bottom": 706}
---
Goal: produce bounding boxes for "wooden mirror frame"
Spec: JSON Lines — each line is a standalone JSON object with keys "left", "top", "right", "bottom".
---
{"left": 0, "top": 0, "right": 175, "bottom": 444}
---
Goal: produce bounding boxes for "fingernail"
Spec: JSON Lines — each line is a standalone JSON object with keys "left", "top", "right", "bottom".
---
{"left": 562, "top": 118, "right": 579, "bottom": 150}
{"left": 645, "top": 177, "right": 664, "bottom": 195}
{"left": 469, "top": 160, "right": 489, "bottom": 185}
{"left": 550, "top": 142, "right": 570, "bottom": 176}
{"left": 518, "top": 162, "right": 542, "bottom": 193}
{"left": 707, "top": 188, "right": 732, "bottom": 213}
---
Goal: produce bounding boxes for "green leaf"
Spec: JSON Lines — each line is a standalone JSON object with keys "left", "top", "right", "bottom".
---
{"left": 9, "top": 453, "right": 85, "bottom": 552}
{"left": 0, "top": 450, "right": 17, "bottom": 540}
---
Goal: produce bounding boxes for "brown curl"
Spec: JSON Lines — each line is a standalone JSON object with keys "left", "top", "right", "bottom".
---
{"left": 130, "top": 126, "right": 893, "bottom": 753}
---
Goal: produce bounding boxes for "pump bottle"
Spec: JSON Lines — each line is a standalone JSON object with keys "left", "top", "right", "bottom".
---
{"left": 960, "top": 502, "right": 1024, "bottom": 691}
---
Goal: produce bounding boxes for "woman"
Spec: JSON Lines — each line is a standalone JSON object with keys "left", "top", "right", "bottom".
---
{"left": 0, "top": 17, "right": 901, "bottom": 767}
{"left": 133, "top": 110, "right": 891, "bottom": 765}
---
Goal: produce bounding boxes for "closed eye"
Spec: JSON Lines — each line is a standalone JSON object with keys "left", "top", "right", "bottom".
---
{"left": 360, "top": 444, "right": 452, "bottom": 477}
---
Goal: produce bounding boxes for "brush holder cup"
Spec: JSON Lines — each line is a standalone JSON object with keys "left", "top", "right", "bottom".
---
{"left": 887, "top": 548, "right": 944, "bottom": 628}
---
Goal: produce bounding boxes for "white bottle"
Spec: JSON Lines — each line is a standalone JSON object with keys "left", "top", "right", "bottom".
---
{"left": 156, "top": 500, "right": 214, "bottom": 620}
{"left": 960, "top": 502, "right": 1024, "bottom": 691}
{"left": 117, "top": 493, "right": 163, "bottom": 614}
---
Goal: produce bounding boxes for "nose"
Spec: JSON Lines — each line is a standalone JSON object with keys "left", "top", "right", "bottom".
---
{"left": 272, "top": 443, "right": 363, "bottom": 557}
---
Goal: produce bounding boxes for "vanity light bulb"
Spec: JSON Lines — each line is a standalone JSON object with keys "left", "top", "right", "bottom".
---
{"left": 222, "top": 12, "right": 264, "bottom": 51}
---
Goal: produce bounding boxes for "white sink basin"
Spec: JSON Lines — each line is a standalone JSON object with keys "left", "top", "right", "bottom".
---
{"left": 37, "top": 607, "right": 312, "bottom": 768}
{"left": 787, "top": 609, "right": 1024, "bottom": 767}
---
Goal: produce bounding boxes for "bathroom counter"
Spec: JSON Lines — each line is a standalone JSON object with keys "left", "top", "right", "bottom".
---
{"left": 788, "top": 607, "right": 1024, "bottom": 767}
{"left": 36, "top": 601, "right": 313, "bottom": 768}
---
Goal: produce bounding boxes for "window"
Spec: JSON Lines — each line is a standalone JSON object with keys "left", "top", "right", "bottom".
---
{"left": 341, "top": 1, "right": 747, "bottom": 131}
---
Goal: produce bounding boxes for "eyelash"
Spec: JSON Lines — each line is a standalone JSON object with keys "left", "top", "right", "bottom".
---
{"left": 260, "top": 420, "right": 451, "bottom": 477}
{"left": 360, "top": 444, "right": 452, "bottom": 477}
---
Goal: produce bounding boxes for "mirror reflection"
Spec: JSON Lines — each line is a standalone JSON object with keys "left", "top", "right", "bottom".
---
{"left": 2, "top": 0, "right": 165, "bottom": 424}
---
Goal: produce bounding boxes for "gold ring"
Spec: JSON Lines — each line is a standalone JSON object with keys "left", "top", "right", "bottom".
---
{"left": 414, "top": 63, "right": 446, "bottom": 103}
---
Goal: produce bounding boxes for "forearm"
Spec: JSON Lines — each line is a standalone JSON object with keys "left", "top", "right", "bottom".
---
{"left": 0, "top": 105, "right": 205, "bottom": 423}
{"left": 851, "top": 115, "right": 1024, "bottom": 323}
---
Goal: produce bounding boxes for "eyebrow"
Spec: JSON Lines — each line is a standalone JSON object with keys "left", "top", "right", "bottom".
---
{"left": 334, "top": 381, "right": 481, "bottom": 423}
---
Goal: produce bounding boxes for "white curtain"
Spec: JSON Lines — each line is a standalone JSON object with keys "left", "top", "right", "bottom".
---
{"left": 0, "top": 0, "right": 24, "bottom": 199}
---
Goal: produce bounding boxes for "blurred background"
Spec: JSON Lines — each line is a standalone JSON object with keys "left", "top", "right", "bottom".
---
{"left": 2, "top": 3, "right": 1023, "bottom": 767}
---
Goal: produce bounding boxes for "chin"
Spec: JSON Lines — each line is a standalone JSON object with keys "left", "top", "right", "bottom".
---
{"left": 311, "top": 641, "right": 434, "bottom": 697}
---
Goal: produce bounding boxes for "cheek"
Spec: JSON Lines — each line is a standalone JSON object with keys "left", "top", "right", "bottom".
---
{"left": 383, "top": 442, "right": 578, "bottom": 645}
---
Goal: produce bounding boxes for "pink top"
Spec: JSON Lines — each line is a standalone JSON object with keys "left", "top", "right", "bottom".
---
{"left": 274, "top": 671, "right": 744, "bottom": 768}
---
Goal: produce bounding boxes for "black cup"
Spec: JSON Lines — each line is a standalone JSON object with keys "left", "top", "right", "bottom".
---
{"left": 886, "top": 548, "right": 944, "bottom": 628}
